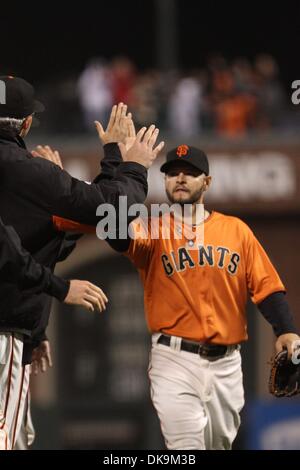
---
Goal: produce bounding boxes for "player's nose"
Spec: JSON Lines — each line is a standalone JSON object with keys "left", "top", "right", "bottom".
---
{"left": 176, "top": 172, "right": 186, "bottom": 182}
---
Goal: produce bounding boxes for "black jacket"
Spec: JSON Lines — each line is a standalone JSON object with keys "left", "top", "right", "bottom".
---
{"left": 22, "top": 231, "right": 79, "bottom": 365}
{"left": 0, "top": 132, "right": 147, "bottom": 334}
{"left": 0, "top": 216, "right": 69, "bottom": 313}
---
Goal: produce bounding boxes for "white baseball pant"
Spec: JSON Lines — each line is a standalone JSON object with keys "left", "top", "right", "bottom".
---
{"left": 0, "top": 333, "right": 30, "bottom": 450}
{"left": 14, "top": 390, "right": 35, "bottom": 450}
{"left": 148, "top": 333, "right": 245, "bottom": 450}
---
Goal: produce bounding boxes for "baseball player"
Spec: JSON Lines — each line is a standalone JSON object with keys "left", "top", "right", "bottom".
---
{"left": 13, "top": 145, "right": 101, "bottom": 450}
{"left": 54, "top": 116, "right": 300, "bottom": 450}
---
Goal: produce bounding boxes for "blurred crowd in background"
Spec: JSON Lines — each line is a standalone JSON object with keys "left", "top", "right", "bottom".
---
{"left": 37, "top": 54, "right": 299, "bottom": 137}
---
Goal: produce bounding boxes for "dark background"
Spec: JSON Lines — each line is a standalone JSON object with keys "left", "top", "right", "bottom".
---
{"left": 1, "top": 2, "right": 299, "bottom": 85}
{"left": 2, "top": 1, "right": 300, "bottom": 450}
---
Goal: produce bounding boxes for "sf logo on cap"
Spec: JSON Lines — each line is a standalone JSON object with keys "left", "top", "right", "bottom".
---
{"left": 0, "top": 80, "right": 6, "bottom": 105}
{"left": 176, "top": 145, "right": 189, "bottom": 157}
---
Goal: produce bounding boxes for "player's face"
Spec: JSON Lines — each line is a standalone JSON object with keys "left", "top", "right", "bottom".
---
{"left": 165, "top": 163, "right": 209, "bottom": 205}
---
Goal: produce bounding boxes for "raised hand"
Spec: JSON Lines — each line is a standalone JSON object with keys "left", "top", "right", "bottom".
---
{"left": 123, "top": 113, "right": 136, "bottom": 151}
{"left": 95, "top": 102, "right": 130, "bottom": 145}
{"left": 118, "top": 124, "right": 164, "bottom": 169}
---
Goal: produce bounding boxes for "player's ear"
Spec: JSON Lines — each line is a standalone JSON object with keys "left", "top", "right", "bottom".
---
{"left": 24, "top": 115, "right": 33, "bottom": 130}
{"left": 203, "top": 176, "right": 212, "bottom": 191}
{"left": 20, "top": 115, "right": 33, "bottom": 137}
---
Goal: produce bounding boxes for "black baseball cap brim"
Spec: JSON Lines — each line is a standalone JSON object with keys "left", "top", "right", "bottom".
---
{"left": 31, "top": 115, "right": 41, "bottom": 128}
{"left": 31, "top": 101, "right": 45, "bottom": 127}
{"left": 33, "top": 100, "right": 45, "bottom": 114}
{"left": 160, "top": 159, "right": 204, "bottom": 174}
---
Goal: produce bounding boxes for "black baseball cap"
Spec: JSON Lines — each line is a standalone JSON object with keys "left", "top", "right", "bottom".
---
{"left": 0, "top": 76, "right": 44, "bottom": 119}
{"left": 160, "top": 145, "right": 209, "bottom": 175}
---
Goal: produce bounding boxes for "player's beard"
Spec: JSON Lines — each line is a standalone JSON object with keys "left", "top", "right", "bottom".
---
{"left": 166, "top": 186, "right": 204, "bottom": 206}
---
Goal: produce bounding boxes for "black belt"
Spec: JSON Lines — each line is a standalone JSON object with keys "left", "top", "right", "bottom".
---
{"left": 157, "top": 334, "right": 238, "bottom": 359}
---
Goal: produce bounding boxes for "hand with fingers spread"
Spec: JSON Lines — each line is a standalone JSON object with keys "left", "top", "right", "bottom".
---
{"left": 31, "top": 340, "right": 53, "bottom": 376}
{"left": 123, "top": 114, "right": 136, "bottom": 151}
{"left": 95, "top": 102, "right": 130, "bottom": 145}
{"left": 118, "top": 124, "right": 165, "bottom": 169}
{"left": 64, "top": 279, "right": 108, "bottom": 312}
{"left": 32, "top": 145, "right": 63, "bottom": 169}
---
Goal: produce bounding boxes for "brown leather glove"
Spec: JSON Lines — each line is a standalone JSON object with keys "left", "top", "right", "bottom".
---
{"left": 269, "top": 349, "right": 300, "bottom": 397}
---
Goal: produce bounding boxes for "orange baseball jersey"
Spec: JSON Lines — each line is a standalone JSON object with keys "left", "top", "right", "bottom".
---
{"left": 53, "top": 212, "right": 285, "bottom": 344}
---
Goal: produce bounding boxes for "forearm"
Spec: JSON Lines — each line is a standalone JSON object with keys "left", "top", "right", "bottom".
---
{"left": 93, "top": 143, "right": 123, "bottom": 183}
{"left": 52, "top": 142, "right": 143, "bottom": 247}
{"left": 53, "top": 216, "right": 131, "bottom": 253}
{"left": 42, "top": 272, "right": 70, "bottom": 301}
{"left": 3, "top": 224, "right": 69, "bottom": 300}
{"left": 56, "top": 232, "right": 82, "bottom": 262}
{"left": 94, "top": 144, "right": 149, "bottom": 212}
{"left": 57, "top": 163, "right": 147, "bottom": 225}
{"left": 20, "top": 254, "right": 69, "bottom": 301}
{"left": 258, "top": 291, "right": 298, "bottom": 336}
{"left": 23, "top": 157, "right": 148, "bottom": 226}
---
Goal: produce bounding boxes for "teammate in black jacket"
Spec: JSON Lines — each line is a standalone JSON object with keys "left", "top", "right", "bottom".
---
{"left": 0, "top": 76, "right": 163, "bottom": 449}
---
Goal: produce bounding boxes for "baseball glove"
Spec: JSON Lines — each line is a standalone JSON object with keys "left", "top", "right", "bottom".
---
{"left": 269, "top": 349, "right": 300, "bottom": 397}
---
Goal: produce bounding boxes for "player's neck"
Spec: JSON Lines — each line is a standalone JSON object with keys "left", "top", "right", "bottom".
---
{"left": 192, "top": 204, "right": 210, "bottom": 225}
{"left": 172, "top": 199, "right": 209, "bottom": 226}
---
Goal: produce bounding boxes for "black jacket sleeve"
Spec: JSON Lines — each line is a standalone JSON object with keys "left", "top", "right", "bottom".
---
{"left": 257, "top": 291, "right": 298, "bottom": 336}
{"left": 15, "top": 150, "right": 148, "bottom": 225}
{"left": 97, "top": 143, "right": 134, "bottom": 252}
{"left": 93, "top": 143, "right": 123, "bottom": 183}
{"left": 56, "top": 232, "right": 83, "bottom": 262}
{"left": 0, "top": 220, "right": 69, "bottom": 302}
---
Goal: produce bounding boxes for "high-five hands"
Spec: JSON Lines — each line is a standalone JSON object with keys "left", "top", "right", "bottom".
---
{"left": 95, "top": 102, "right": 164, "bottom": 169}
